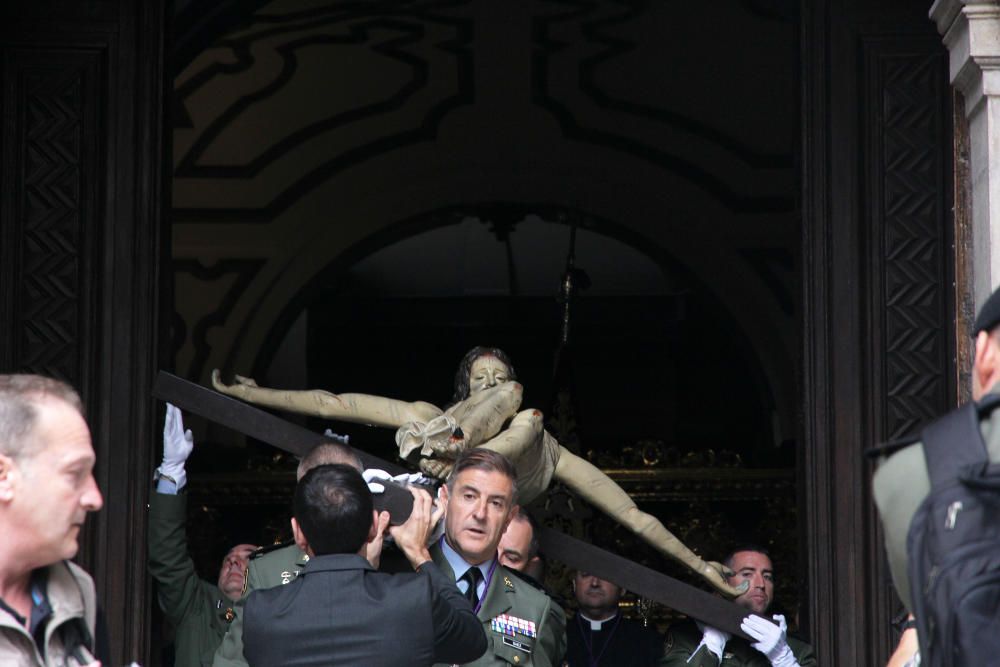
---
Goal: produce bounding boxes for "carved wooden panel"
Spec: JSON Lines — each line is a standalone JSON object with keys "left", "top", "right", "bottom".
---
{"left": 867, "top": 45, "right": 950, "bottom": 439}
{"left": 2, "top": 53, "right": 100, "bottom": 387}
{"left": 862, "top": 37, "right": 951, "bottom": 665}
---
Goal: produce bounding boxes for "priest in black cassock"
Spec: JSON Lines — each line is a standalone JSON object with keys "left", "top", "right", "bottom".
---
{"left": 565, "top": 570, "right": 664, "bottom": 667}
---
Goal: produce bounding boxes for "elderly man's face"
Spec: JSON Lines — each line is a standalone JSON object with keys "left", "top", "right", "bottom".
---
{"left": 12, "top": 399, "right": 103, "bottom": 565}
{"left": 468, "top": 356, "right": 510, "bottom": 396}
{"left": 442, "top": 467, "right": 516, "bottom": 565}
{"left": 218, "top": 544, "right": 257, "bottom": 601}
{"left": 727, "top": 551, "right": 774, "bottom": 615}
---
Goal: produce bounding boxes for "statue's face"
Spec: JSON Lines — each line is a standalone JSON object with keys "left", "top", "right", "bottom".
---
{"left": 468, "top": 355, "right": 510, "bottom": 395}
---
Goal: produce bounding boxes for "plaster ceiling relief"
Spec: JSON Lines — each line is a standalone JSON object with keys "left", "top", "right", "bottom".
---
{"left": 531, "top": 0, "right": 797, "bottom": 211}
{"left": 172, "top": 0, "right": 474, "bottom": 221}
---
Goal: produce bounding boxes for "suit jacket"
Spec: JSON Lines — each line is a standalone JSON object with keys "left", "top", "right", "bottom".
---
{"left": 242, "top": 553, "right": 487, "bottom": 667}
{"left": 431, "top": 543, "right": 566, "bottom": 666}
{"left": 212, "top": 543, "right": 308, "bottom": 667}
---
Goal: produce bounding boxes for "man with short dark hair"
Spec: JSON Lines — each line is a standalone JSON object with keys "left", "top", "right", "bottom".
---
{"left": 566, "top": 570, "right": 663, "bottom": 667}
{"left": 242, "top": 464, "right": 487, "bottom": 666}
{"left": 498, "top": 511, "right": 543, "bottom": 580}
{"left": 661, "top": 546, "right": 815, "bottom": 666}
{"left": 212, "top": 439, "right": 373, "bottom": 667}
{"left": 0, "top": 374, "right": 104, "bottom": 666}
{"left": 431, "top": 448, "right": 566, "bottom": 666}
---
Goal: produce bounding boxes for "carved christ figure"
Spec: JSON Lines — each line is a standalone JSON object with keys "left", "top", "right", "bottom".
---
{"left": 211, "top": 346, "right": 747, "bottom": 596}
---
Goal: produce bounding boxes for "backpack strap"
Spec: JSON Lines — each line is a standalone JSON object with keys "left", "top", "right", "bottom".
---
{"left": 920, "top": 396, "right": 1000, "bottom": 488}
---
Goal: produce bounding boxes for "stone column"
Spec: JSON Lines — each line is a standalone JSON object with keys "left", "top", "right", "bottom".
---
{"left": 931, "top": 0, "right": 1000, "bottom": 306}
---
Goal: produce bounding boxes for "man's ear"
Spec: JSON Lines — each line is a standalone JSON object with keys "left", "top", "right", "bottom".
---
{"left": 365, "top": 510, "right": 379, "bottom": 544}
{"left": 974, "top": 331, "right": 1000, "bottom": 399}
{"left": 291, "top": 517, "right": 309, "bottom": 554}
{"left": 0, "top": 454, "right": 17, "bottom": 502}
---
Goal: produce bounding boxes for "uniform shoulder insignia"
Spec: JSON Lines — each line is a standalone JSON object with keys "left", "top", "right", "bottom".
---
{"left": 250, "top": 540, "right": 294, "bottom": 559}
{"left": 505, "top": 567, "right": 539, "bottom": 589}
{"left": 504, "top": 567, "right": 566, "bottom": 605}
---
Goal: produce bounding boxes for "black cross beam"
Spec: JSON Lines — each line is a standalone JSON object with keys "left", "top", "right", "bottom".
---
{"left": 152, "top": 371, "right": 753, "bottom": 638}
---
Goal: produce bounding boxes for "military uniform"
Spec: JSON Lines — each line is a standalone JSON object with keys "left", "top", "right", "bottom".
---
{"left": 659, "top": 619, "right": 816, "bottom": 667}
{"left": 211, "top": 542, "right": 308, "bottom": 667}
{"left": 873, "top": 386, "right": 1000, "bottom": 612}
{"left": 148, "top": 492, "right": 237, "bottom": 667}
{"left": 431, "top": 542, "right": 566, "bottom": 667}
{"left": 565, "top": 611, "right": 663, "bottom": 667}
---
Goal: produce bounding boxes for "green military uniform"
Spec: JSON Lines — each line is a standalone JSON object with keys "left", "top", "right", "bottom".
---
{"left": 148, "top": 492, "right": 237, "bottom": 667}
{"left": 431, "top": 543, "right": 566, "bottom": 667}
{"left": 660, "top": 619, "right": 816, "bottom": 667}
{"left": 212, "top": 543, "right": 308, "bottom": 667}
{"left": 873, "top": 386, "right": 1000, "bottom": 611}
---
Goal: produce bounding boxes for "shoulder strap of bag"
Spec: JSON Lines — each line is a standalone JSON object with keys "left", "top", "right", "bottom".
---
{"left": 920, "top": 395, "right": 1000, "bottom": 488}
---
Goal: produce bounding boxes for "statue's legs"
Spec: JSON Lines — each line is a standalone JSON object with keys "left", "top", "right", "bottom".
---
{"left": 553, "top": 450, "right": 748, "bottom": 597}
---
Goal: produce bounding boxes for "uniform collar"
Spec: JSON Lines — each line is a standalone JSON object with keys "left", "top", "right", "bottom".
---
{"left": 439, "top": 536, "right": 493, "bottom": 582}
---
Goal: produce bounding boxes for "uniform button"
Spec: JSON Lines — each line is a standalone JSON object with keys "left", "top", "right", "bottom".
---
{"left": 513, "top": 656, "right": 520, "bottom": 664}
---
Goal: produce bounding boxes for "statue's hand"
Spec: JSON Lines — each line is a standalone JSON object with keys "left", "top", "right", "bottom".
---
{"left": 233, "top": 374, "right": 259, "bottom": 388}
{"left": 419, "top": 458, "right": 454, "bottom": 480}
{"left": 426, "top": 427, "right": 468, "bottom": 458}
{"left": 211, "top": 369, "right": 259, "bottom": 396}
{"left": 703, "top": 561, "right": 750, "bottom": 597}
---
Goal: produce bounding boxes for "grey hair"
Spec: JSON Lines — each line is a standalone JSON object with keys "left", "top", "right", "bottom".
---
{"left": 0, "top": 375, "right": 83, "bottom": 460}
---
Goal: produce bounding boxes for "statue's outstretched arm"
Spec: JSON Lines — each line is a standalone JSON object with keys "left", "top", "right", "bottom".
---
{"left": 400, "top": 383, "right": 526, "bottom": 463}
{"left": 447, "top": 382, "right": 524, "bottom": 448}
{"left": 478, "top": 408, "right": 543, "bottom": 461}
{"left": 553, "top": 450, "right": 749, "bottom": 598}
{"left": 211, "top": 369, "right": 443, "bottom": 428}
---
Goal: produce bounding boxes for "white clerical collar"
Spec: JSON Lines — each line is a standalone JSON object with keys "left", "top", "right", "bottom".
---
{"left": 440, "top": 536, "right": 493, "bottom": 583}
{"left": 579, "top": 611, "right": 619, "bottom": 631}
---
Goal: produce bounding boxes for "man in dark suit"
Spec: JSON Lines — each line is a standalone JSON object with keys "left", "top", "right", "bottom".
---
{"left": 241, "top": 464, "right": 487, "bottom": 667}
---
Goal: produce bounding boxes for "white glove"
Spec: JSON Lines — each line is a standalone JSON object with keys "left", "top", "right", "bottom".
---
{"left": 322, "top": 428, "right": 349, "bottom": 445}
{"left": 159, "top": 403, "right": 193, "bottom": 489}
{"left": 363, "top": 469, "right": 432, "bottom": 494}
{"left": 392, "top": 472, "right": 431, "bottom": 486}
{"left": 741, "top": 614, "right": 799, "bottom": 667}
{"left": 691, "top": 624, "right": 730, "bottom": 663}
{"left": 362, "top": 468, "right": 392, "bottom": 494}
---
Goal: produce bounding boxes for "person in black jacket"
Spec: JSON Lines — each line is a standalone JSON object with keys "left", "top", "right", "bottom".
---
{"left": 241, "top": 464, "right": 487, "bottom": 667}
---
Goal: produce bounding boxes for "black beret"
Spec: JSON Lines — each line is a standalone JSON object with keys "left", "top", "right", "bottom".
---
{"left": 973, "top": 286, "right": 1000, "bottom": 335}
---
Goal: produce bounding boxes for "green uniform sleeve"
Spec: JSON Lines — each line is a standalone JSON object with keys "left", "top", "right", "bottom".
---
{"left": 789, "top": 637, "right": 817, "bottom": 667}
{"left": 660, "top": 622, "right": 720, "bottom": 667}
{"left": 147, "top": 492, "right": 209, "bottom": 626}
{"left": 533, "top": 597, "right": 566, "bottom": 667}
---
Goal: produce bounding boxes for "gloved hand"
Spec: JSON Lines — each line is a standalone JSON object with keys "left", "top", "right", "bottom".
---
{"left": 159, "top": 403, "right": 193, "bottom": 490}
{"left": 362, "top": 468, "right": 392, "bottom": 494}
{"left": 362, "top": 469, "right": 432, "bottom": 494}
{"left": 691, "top": 624, "right": 730, "bottom": 663}
{"left": 741, "top": 614, "right": 799, "bottom": 667}
{"left": 322, "top": 428, "right": 349, "bottom": 445}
